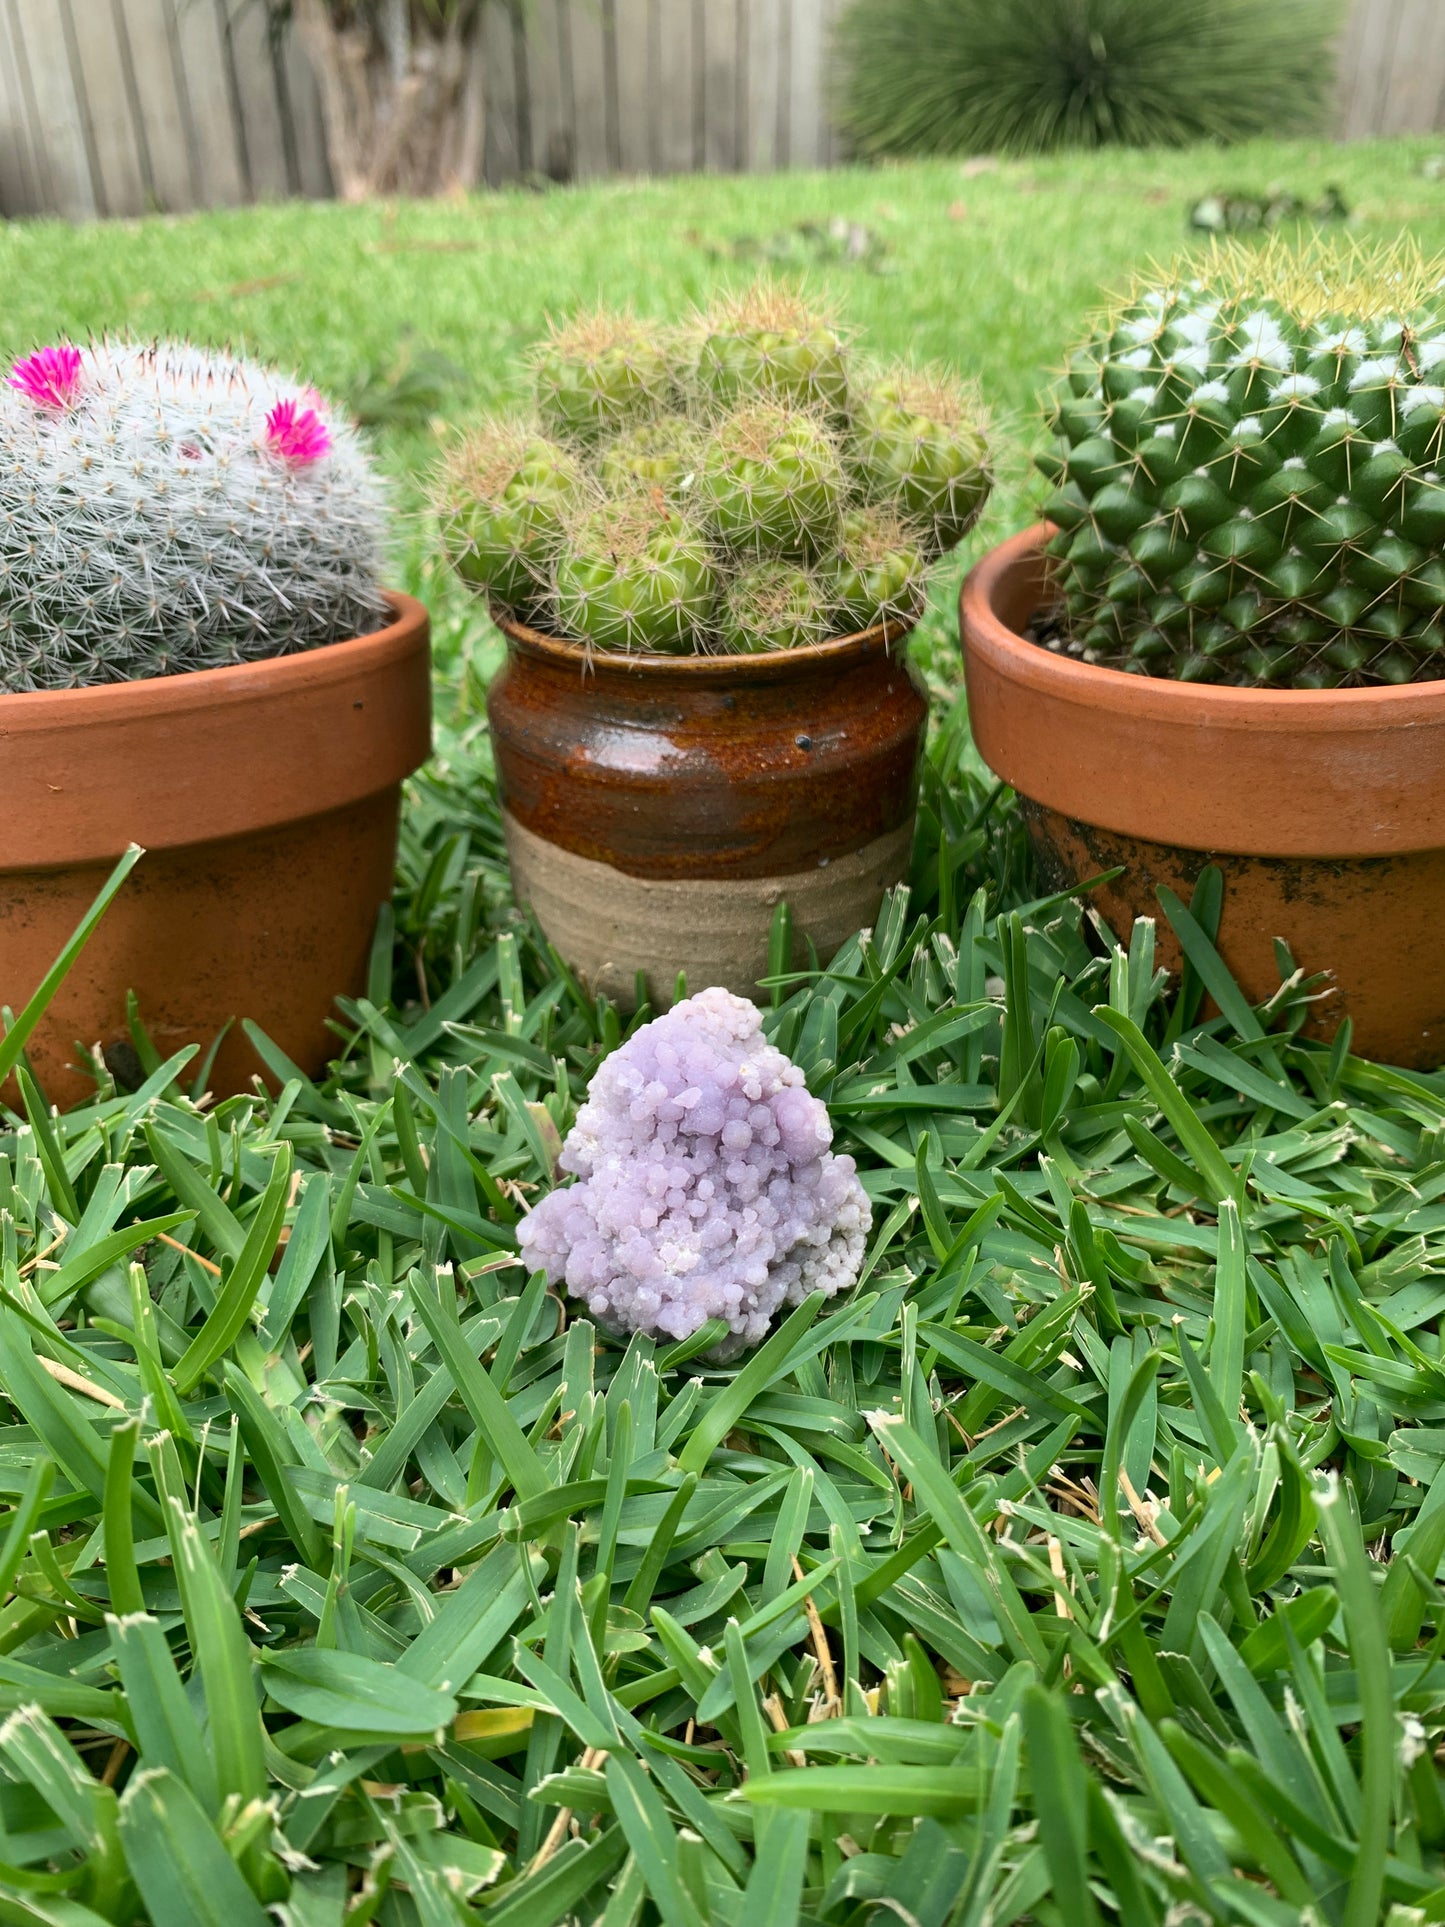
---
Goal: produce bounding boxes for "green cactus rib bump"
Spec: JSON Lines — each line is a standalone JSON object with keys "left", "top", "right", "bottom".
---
{"left": 701, "top": 402, "right": 846, "bottom": 559}
{"left": 531, "top": 308, "right": 676, "bottom": 444}
{"left": 1041, "top": 238, "right": 1445, "bottom": 687}
{"left": 598, "top": 414, "right": 701, "bottom": 499}
{"left": 553, "top": 494, "right": 717, "bottom": 652}
{"left": 0, "top": 339, "right": 387, "bottom": 691}
{"left": 720, "top": 559, "right": 831, "bottom": 653}
{"left": 437, "top": 422, "right": 581, "bottom": 615}
{"left": 827, "top": 505, "right": 929, "bottom": 633}
{"left": 853, "top": 366, "right": 994, "bottom": 552}
{"left": 695, "top": 282, "right": 851, "bottom": 412}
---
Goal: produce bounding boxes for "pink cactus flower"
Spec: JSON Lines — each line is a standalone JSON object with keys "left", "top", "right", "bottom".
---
{"left": 9, "top": 345, "right": 83, "bottom": 410}
{"left": 264, "top": 397, "right": 331, "bottom": 465}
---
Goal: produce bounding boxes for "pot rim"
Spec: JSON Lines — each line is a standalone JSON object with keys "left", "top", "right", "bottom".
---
{"left": 960, "top": 525, "right": 1445, "bottom": 857}
{"left": 963, "top": 526, "right": 1445, "bottom": 727}
{"left": 494, "top": 608, "right": 913, "bottom": 681}
{"left": 0, "top": 591, "right": 427, "bottom": 727}
{"left": 2, "top": 590, "right": 433, "bottom": 869}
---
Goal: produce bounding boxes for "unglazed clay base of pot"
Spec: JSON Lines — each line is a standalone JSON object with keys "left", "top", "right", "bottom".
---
{"left": 1, "top": 594, "right": 431, "bottom": 1105}
{"left": 506, "top": 809, "right": 914, "bottom": 1005}
{"left": 1023, "top": 804, "right": 1445, "bottom": 1068}
{"left": 961, "top": 526, "right": 1445, "bottom": 1068}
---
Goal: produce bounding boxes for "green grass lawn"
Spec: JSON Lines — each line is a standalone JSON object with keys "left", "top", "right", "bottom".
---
{"left": 5, "top": 141, "right": 1445, "bottom": 1925}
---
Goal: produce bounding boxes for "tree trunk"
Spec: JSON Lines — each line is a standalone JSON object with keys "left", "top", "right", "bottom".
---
{"left": 293, "top": 0, "right": 488, "bottom": 200}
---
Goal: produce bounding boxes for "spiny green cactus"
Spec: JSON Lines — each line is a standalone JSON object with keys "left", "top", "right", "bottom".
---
{"left": 700, "top": 403, "right": 845, "bottom": 559}
{"left": 1040, "top": 238, "right": 1445, "bottom": 687}
{"left": 720, "top": 561, "right": 829, "bottom": 653}
{"left": 553, "top": 494, "right": 717, "bottom": 653}
{"left": 853, "top": 366, "right": 992, "bottom": 553}
{"left": 827, "top": 506, "right": 928, "bottom": 633}
{"left": 696, "top": 285, "right": 850, "bottom": 413}
{"left": 437, "top": 284, "right": 994, "bottom": 655}
{"left": 598, "top": 415, "right": 700, "bottom": 499}
{"left": 531, "top": 310, "right": 675, "bottom": 444}
{"left": 438, "top": 423, "right": 581, "bottom": 614}
{"left": 0, "top": 340, "right": 387, "bottom": 690}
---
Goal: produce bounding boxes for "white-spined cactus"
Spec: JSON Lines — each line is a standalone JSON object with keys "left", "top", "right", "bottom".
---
{"left": 0, "top": 340, "right": 388, "bottom": 691}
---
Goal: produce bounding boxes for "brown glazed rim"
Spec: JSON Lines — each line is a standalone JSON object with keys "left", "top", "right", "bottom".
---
{"left": 1, "top": 591, "right": 432, "bottom": 869}
{"left": 495, "top": 608, "right": 913, "bottom": 680}
{"left": 960, "top": 525, "right": 1445, "bottom": 858}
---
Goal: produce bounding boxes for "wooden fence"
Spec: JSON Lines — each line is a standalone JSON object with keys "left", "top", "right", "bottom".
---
{"left": 1, "top": 0, "right": 1443, "bottom": 222}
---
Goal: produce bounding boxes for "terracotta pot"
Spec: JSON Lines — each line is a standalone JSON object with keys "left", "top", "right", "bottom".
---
{"left": 2, "top": 594, "right": 432, "bottom": 1106}
{"left": 487, "top": 615, "right": 928, "bottom": 1005}
{"left": 961, "top": 525, "right": 1445, "bottom": 1069}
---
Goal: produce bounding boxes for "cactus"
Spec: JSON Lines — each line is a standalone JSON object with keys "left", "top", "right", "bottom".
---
{"left": 553, "top": 493, "right": 717, "bottom": 653}
{"left": 531, "top": 309, "right": 675, "bottom": 444}
{"left": 853, "top": 367, "right": 993, "bottom": 552}
{"left": 438, "top": 422, "right": 581, "bottom": 614}
{"left": 599, "top": 415, "right": 700, "bottom": 499}
{"left": 696, "top": 285, "right": 850, "bottom": 413}
{"left": 826, "top": 506, "right": 929, "bottom": 633}
{"left": 720, "top": 561, "right": 830, "bottom": 653}
{"left": 701, "top": 403, "right": 845, "bottom": 559}
{"left": 1040, "top": 238, "right": 1445, "bottom": 687}
{"left": 0, "top": 339, "right": 387, "bottom": 691}
{"left": 438, "top": 285, "right": 994, "bottom": 656}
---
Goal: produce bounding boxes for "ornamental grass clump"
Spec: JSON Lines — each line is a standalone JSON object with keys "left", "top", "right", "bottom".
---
{"left": 835, "top": 0, "right": 1340, "bottom": 160}
{"left": 517, "top": 986, "right": 871, "bottom": 1350}
{"left": 0, "top": 340, "right": 387, "bottom": 690}
{"left": 1040, "top": 239, "right": 1445, "bottom": 687}
{"left": 436, "top": 284, "right": 992, "bottom": 654}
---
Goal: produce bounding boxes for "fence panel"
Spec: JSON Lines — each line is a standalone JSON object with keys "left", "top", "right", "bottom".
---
{"left": 0, "top": 0, "right": 42, "bottom": 215}
{"left": 1339, "top": 0, "right": 1445, "bottom": 137}
{"left": 10, "top": 0, "right": 96, "bottom": 219}
{"left": 117, "top": 0, "right": 200, "bottom": 212}
{"left": 6, "top": 0, "right": 1445, "bottom": 222}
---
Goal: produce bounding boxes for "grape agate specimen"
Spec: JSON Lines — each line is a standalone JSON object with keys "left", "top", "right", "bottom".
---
{"left": 517, "top": 987, "right": 870, "bottom": 1350}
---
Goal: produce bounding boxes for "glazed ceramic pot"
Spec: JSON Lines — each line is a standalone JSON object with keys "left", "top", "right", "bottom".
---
{"left": 487, "top": 614, "right": 928, "bottom": 1005}
{"left": 2, "top": 594, "right": 432, "bottom": 1105}
{"left": 961, "top": 525, "right": 1445, "bottom": 1069}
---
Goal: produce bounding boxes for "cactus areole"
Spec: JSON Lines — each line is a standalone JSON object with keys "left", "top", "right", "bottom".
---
{"left": 961, "top": 525, "right": 1445, "bottom": 1069}
{"left": 0, "top": 341, "right": 431, "bottom": 1102}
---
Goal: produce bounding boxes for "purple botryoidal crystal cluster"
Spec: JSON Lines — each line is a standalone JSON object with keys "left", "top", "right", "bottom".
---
{"left": 517, "top": 987, "right": 871, "bottom": 1350}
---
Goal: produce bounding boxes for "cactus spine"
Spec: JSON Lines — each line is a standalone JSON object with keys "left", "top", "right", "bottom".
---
{"left": 827, "top": 507, "right": 928, "bottom": 633}
{"left": 696, "top": 284, "right": 850, "bottom": 413}
{"left": 853, "top": 367, "right": 993, "bottom": 553}
{"left": 531, "top": 310, "right": 675, "bottom": 444}
{"left": 721, "top": 562, "right": 830, "bottom": 653}
{"left": 700, "top": 403, "right": 845, "bottom": 559}
{"left": 598, "top": 416, "right": 700, "bottom": 499}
